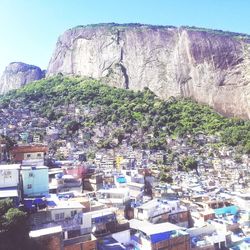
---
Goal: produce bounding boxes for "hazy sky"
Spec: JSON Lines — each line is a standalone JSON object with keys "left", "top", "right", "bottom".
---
{"left": 0, "top": 0, "right": 250, "bottom": 74}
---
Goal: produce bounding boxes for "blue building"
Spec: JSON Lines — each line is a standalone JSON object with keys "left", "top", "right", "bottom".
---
{"left": 21, "top": 166, "right": 49, "bottom": 197}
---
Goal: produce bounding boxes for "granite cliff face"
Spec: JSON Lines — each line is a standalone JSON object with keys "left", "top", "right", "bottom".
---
{"left": 47, "top": 24, "right": 250, "bottom": 119}
{"left": 0, "top": 62, "right": 45, "bottom": 94}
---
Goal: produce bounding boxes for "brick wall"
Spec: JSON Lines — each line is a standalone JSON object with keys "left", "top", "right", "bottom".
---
{"left": 64, "top": 234, "right": 97, "bottom": 250}
{"left": 153, "top": 234, "right": 190, "bottom": 250}
{"left": 64, "top": 239, "right": 97, "bottom": 250}
{"left": 32, "top": 233, "right": 63, "bottom": 250}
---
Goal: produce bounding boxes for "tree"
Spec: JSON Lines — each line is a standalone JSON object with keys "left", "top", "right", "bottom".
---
{"left": 0, "top": 199, "right": 31, "bottom": 250}
{"left": 244, "top": 141, "right": 250, "bottom": 154}
{"left": 179, "top": 156, "right": 199, "bottom": 175}
{"left": 159, "top": 173, "right": 173, "bottom": 183}
{"left": 65, "top": 120, "right": 81, "bottom": 134}
{"left": 0, "top": 198, "right": 12, "bottom": 217}
{"left": 0, "top": 135, "right": 16, "bottom": 151}
{"left": 47, "top": 110, "right": 56, "bottom": 121}
{"left": 113, "top": 129, "right": 125, "bottom": 144}
{"left": 234, "top": 155, "right": 242, "bottom": 164}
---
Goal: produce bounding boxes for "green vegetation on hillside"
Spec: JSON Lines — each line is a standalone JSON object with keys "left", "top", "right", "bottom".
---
{"left": 0, "top": 76, "right": 249, "bottom": 152}
{"left": 73, "top": 23, "right": 250, "bottom": 40}
{"left": 182, "top": 25, "right": 250, "bottom": 39}
{"left": 74, "top": 22, "right": 175, "bottom": 30}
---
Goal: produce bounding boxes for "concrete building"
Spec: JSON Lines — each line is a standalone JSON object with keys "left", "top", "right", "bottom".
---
{"left": 21, "top": 166, "right": 49, "bottom": 197}
{"left": 81, "top": 207, "right": 118, "bottom": 236}
{"left": 97, "top": 188, "right": 130, "bottom": 208}
{"left": 29, "top": 226, "right": 63, "bottom": 250}
{"left": 127, "top": 182, "right": 144, "bottom": 202}
{"left": 130, "top": 219, "right": 190, "bottom": 250}
{"left": 0, "top": 164, "right": 21, "bottom": 205}
{"left": 233, "top": 192, "right": 250, "bottom": 210}
{"left": 0, "top": 164, "right": 20, "bottom": 189}
{"left": 29, "top": 225, "right": 97, "bottom": 250}
{"left": 134, "top": 199, "right": 189, "bottom": 227}
{"left": 10, "top": 144, "right": 48, "bottom": 164}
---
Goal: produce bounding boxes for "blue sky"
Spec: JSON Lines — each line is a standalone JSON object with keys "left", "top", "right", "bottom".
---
{"left": 0, "top": 0, "right": 250, "bottom": 74}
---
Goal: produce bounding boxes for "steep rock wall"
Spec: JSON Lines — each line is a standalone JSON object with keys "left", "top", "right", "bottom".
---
{"left": 0, "top": 62, "right": 45, "bottom": 94}
{"left": 47, "top": 24, "right": 250, "bottom": 119}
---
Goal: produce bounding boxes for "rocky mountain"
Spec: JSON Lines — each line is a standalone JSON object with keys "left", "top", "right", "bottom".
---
{"left": 47, "top": 23, "right": 250, "bottom": 119}
{"left": 0, "top": 62, "right": 45, "bottom": 94}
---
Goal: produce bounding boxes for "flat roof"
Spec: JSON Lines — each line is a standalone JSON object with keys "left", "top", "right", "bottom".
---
{"left": 11, "top": 145, "right": 48, "bottom": 153}
{"left": 48, "top": 201, "right": 84, "bottom": 210}
{"left": 98, "top": 188, "right": 129, "bottom": 194}
{"left": 129, "top": 190, "right": 143, "bottom": 198}
{"left": 235, "top": 193, "right": 250, "bottom": 198}
{"left": 92, "top": 210, "right": 115, "bottom": 219}
{"left": 0, "top": 164, "right": 21, "bottom": 170}
{"left": 83, "top": 207, "right": 118, "bottom": 217}
{"left": 129, "top": 219, "right": 183, "bottom": 236}
{"left": 29, "top": 226, "right": 62, "bottom": 238}
{"left": 48, "top": 169, "right": 63, "bottom": 174}
{"left": 0, "top": 189, "right": 18, "bottom": 198}
{"left": 127, "top": 182, "right": 144, "bottom": 188}
{"left": 137, "top": 199, "right": 162, "bottom": 210}
{"left": 21, "top": 166, "right": 48, "bottom": 170}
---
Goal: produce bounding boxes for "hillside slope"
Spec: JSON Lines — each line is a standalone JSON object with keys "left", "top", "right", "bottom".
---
{"left": 0, "top": 76, "right": 249, "bottom": 154}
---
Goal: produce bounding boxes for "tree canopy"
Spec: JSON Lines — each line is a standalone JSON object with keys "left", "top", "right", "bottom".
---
{"left": 0, "top": 199, "right": 30, "bottom": 250}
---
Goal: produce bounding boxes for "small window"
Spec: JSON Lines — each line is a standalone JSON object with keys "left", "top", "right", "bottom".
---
{"left": 71, "top": 210, "right": 77, "bottom": 217}
{"left": 27, "top": 184, "right": 32, "bottom": 189}
{"left": 27, "top": 154, "right": 31, "bottom": 158}
{"left": 138, "top": 208, "right": 143, "bottom": 213}
{"left": 37, "top": 153, "right": 41, "bottom": 157}
{"left": 29, "top": 173, "right": 34, "bottom": 177}
{"left": 55, "top": 213, "right": 64, "bottom": 220}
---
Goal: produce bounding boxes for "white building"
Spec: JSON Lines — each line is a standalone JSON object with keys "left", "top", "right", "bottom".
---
{"left": 0, "top": 164, "right": 21, "bottom": 205}
{"left": 233, "top": 192, "right": 250, "bottom": 210}
{"left": 46, "top": 126, "right": 59, "bottom": 136}
{"left": 49, "top": 201, "right": 84, "bottom": 222}
{"left": 134, "top": 199, "right": 171, "bottom": 222}
{"left": 134, "top": 199, "right": 189, "bottom": 227}
{"left": 0, "top": 164, "right": 20, "bottom": 189}
{"left": 97, "top": 188, "right": 130, "bottom": 208}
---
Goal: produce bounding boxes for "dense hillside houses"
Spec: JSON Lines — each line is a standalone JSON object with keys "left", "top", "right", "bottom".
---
{"left": 0, "top": 77, "right": 249, "bottom": 250}
{"left": 0, "top": 139, "right": 249, "bottom": 249}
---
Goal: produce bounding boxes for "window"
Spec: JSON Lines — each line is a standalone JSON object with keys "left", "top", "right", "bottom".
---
{"left": 27, "top": 184, "right": 32, "bottom": 189}
{"left": 29, "top": 172, "right": 34, "bottom": 177}
{"left": 27, "top": 154, "right": 31, "bottom": 158}
{"left": 71, "top": 210, "right": 77, "bottom": 217}
{"left": 138, "top": 208, "right": 143, "bottom": 213}
{"left": 55, "top": 213, "right": 64, "bottom": 221}
{"left": 3, "top": 171, "right": 11, "bottom": 178}
{"left": 37, "top": 153, "right": 41, "bottom": 157}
